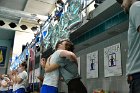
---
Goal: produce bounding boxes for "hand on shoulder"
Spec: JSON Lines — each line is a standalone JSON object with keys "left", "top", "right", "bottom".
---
{"left": 60, "top": 50, "right": 77, "bottom": 62}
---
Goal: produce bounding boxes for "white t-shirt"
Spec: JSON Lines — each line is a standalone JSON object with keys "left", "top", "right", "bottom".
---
{"left": 9, "top": 86, "right": 13, "bottom": 90}
{"left": 16, "top": 70, "right": 28, "bottom": 90}
{"left": 43, "top": 51, "right": 60, "bottom": 87}
{"left": 13, "top": 83, "right": 18, "bottom": 92}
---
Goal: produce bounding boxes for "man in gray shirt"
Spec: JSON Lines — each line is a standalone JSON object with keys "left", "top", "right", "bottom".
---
{"left": 116, "top": 0, "right": 140, "bottom": 93}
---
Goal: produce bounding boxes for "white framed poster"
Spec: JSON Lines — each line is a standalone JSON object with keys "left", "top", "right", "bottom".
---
{"left": 77, "top": 57, "right": 80, "bottom": 75}
{"left": 104, "top": 43, "right": 122, "bottom": 77}
{"left": 87, "top": 51, "right": 98, "bottom": 79}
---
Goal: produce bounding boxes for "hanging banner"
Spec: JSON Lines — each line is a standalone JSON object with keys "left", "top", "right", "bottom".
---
{"left": 32, "top": 70, "right": 34, "bottom": 83}
{"left": 0, "top": 46, "right": 7, "bottom": 67}
{"left": 29, "top": 71, "right": 32, "bottom": 83}
{"left": 104, "top": 43, "right": 122, "bottom": 77}
{"left": 35, "top": 68, "right": 40, "bottom": 83}
{"left": 87, "top": 51, "right": 98, "bottom": 79}
{"left": 77, "top": 57, "right": 80, "bottom": 75}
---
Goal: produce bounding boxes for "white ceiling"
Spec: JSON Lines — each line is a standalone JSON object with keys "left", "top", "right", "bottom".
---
{"left": 24, "top": 0, "right": 56, "bottom": 15}
{"left": 0, "top": 0, "right": 57, "bottom": 24}
{"left": 0, "top": 0, "right": 27, "bottom": 10}
{"left": 0, "top": 0, "right": 57, "bottom": 44}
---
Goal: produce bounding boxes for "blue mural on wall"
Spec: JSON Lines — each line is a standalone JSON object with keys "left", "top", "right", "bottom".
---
{"left": 0, "top": 46, "right": 7, "bottom": 67}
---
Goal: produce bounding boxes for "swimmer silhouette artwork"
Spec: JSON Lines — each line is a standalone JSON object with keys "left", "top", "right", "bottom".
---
{"left": 90, "top": 59, "right": 95, "bottom": 70}
{"left": 108, "top": 53, "right": 116, "bottom": 67}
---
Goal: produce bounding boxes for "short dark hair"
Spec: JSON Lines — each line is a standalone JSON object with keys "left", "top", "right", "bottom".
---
{"left": 55, "top": 39, "right": 74, "bottom": 52}
{"left": 21, "top": 62, "right": 27, "bottom": 69}
{"left": 116, "top": 0, "right": 123, "bottom": 4}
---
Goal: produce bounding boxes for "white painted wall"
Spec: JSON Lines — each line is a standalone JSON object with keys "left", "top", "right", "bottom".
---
{"left": 12, "top": 31, "right": 34, "bottom": 58}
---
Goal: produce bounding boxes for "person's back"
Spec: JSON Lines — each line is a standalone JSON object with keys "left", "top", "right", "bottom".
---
{"left": 59, "top": 58, "right": 80, "bottom": 83}
{"left": 56, "top": 50, "right": 87, "bottom": 93}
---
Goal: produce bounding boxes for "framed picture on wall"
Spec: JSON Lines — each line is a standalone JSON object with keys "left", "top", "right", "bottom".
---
{"left": 0, "top": 46, "right": 7, "bottom": 67}
{"left": 86, "top": 51, "right": 99, "bottom": 79}
{"left": 104, "top": 43, "right": 122, "bottom": 77}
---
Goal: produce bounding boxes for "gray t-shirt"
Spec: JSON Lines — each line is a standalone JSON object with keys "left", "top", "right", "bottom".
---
{"left": 126, "top": 1, "right": 140, "bottom": 75}
{"left": 56, "top": 50, "right": 80, "bottom": 84}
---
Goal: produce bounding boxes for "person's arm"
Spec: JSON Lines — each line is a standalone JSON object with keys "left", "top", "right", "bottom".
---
{"left": 60, "top": 50, "right": 78, "bottom": 65}
{"left": 1, "top": 79, "right": 8, "bottom": 87}
{"left": 11, "top": 74, "right": 16, "bottom": 84}
{"left": 15, "top": 74, "right": 23, "bottom": 84}
{"left": 11, "top": 70, "right": 17, "bottom": 83}
{"left": 45, "top": 62, "right": 60, "bottom": 72}
{"left": 37, "top": 76, "right": 44, "bottom": 83}
{"left": 1, "top": 74, "right": 5, "bottom": 79}
{"left": 44, "top": 56, "right": 60, "bottom": 72}
{"left": 40, "top": 58, "right": 46, "bottom": 70}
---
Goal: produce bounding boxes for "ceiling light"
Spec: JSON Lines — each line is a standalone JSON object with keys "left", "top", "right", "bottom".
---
{"left": 9, "top": 22, "right": 17, "bottom": 28}
{"left": 31, "top": 26, "right": 38, "bottom": 31}
{"left": 20, "top": 25, "right": 28, "bottom": 30}
{"left": 0, "top": 20, "right": 5, "bottom": 26}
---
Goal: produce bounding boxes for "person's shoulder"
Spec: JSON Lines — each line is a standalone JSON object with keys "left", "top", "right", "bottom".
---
{"left": 130, "top": 1, "right": 140, "bottom": 14}
{"left": 134, "top": 1, "right": 140, "bottom": 5}
{"left": 59, "top": 50, "right": 70, "bottom": 54}
{"left": 56, "top": 49, "right": 65, "bottom": 53}
{"left": 22, "top": 71, "right": 28, "bottom": 75}
{"left": 132, "top": 1, "right": 140, "bottom": 8}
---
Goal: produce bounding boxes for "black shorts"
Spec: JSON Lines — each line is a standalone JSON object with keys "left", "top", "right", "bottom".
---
{"left": 67, "top": 78, "right": 87, "bottom": 93}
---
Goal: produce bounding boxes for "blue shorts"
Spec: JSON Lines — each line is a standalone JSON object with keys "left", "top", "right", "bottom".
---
{"left": 15, "top": 88, "right": 25, "bottom": 93}
{"left": 40, "top": 85, "right": 58, "bottom": 93}
{"left": 8, "top": 89, "right": 13, "bottom": 93}
{"left": 0, "top": 91, "right": 8, "bottom": 93}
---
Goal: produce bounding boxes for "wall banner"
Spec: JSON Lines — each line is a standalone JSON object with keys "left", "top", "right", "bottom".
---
{"left": 104, "top": 43, "right": 122, "bottom": 77}
{"left": 87, "top": 51, "right": 98, "bottom": 79}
